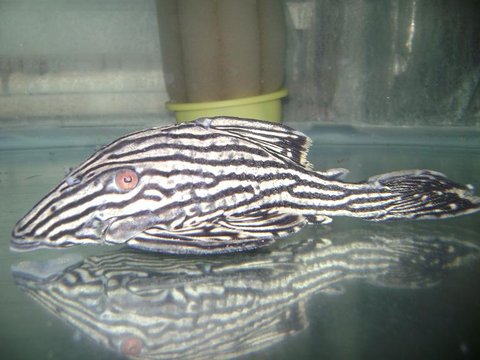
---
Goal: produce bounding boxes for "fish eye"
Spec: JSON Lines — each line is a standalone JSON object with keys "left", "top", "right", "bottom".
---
{"left": 120, "top": 336, "right": 143, "bottom": 356}
{"left": 115, "top": 169, "right": 139, "bottom": 191}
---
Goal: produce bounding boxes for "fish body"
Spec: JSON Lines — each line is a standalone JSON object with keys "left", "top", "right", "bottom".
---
{"left": 11, "top": 117, "right": 480, "bottom": 254}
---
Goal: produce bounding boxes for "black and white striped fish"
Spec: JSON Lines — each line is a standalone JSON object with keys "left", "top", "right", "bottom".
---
{"left": 11, "top": 117, "right": 480, "bottom": 254}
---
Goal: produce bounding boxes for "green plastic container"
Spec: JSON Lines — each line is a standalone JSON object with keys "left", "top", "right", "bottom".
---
{"left": 166, "top": 88, "right": 288, "bottom": 123}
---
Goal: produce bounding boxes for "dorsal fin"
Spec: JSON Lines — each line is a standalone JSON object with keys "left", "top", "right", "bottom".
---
{"left": 194, "top": 117, "right": 313, "bottom": 169}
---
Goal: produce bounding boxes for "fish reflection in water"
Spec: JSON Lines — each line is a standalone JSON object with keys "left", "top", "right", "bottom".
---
{"left": 12, "top": 225, "right": 479, "bottom": 360}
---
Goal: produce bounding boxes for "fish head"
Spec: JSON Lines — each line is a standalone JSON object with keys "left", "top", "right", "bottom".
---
{"left": 11, "top": 162, "right": 164, "bottom": 251}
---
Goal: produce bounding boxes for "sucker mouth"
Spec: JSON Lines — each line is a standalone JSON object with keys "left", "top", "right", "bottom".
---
{"left": 10, "top": 214, "right": 119, "bottom": 252}
{"left": 10, "top": 238, "right": 83, "bottom": 252}
{"left": 11, "top": 223, "right": 36, "bottom": 248}
{"left": 11, "top": 223, "right": 28, "bottom": 240}
{"left": 10, "top": 238, "right": 42, "bottom": 252}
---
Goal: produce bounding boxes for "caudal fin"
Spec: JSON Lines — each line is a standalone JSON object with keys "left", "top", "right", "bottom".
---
{"left": 366, "top": 170, "right": 480, "bottom": 221}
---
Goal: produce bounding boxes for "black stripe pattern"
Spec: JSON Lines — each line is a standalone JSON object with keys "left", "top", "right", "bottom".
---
{"left": 11, "top": 117, "right": 480, "bottom": 254}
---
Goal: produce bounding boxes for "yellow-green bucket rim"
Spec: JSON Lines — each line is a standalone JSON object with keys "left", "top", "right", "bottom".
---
{"left": 166, "top": 88, "right": 288, "bottom": 111}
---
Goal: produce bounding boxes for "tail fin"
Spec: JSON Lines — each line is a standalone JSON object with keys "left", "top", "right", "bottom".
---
{"left": 366, "top": 170, "right": 480, "bottom": 220}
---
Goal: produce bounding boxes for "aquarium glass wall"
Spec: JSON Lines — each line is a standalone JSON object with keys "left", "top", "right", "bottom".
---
{"left": 1, "top": 1, "right": 480, "bottom": 360}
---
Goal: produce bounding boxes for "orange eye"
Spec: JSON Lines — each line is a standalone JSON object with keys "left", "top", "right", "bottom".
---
{"left": 115, "top": 169, "right": 139, "bottom": 191}
{"left": 120, "top": 336, "right": 143, "bottom": 356}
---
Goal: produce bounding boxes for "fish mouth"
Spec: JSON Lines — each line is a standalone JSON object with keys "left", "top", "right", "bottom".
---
{"left": 11, "top": 224, "right": 42, "bottom": 251}
{"left": 10, "top": 236, "right": 43, "bottom": 252}
{"left": 10, "top": 235, "right": 81, "bottom": 252}
{"left": 10, "top": 215, "right": 120, "bottom": 252}
{"left": 11, "top": 226, "right": 77, "bottom": 252}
